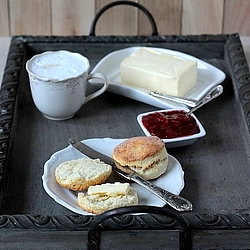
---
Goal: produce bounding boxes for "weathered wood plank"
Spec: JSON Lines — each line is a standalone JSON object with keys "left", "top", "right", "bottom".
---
{"left": 51, "top": 0, "right": 95, "bottom": 35}
{"left": 0, "top": 0, "right": 9, "bottom": 36}
{"left": 223, "top": 0, "right": 250, "bottom": 35}
{"left": 182, "top": 0, "right": 224, "bottom": 35}
{"left": 94, "top": 0, "right": 138, "bottom": 35}
{"left": 9, "top": 0, "right": 51, "bottom": 35}
{"left": 138, "top": 0, "right": 182, "bottom": 35}
{"left": 2, "top": 0, "right": 250, "bottom": 36}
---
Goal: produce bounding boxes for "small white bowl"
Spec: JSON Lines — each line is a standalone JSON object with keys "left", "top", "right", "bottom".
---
{"left": 137, "top": 109, "right": 206, "bottom": 148}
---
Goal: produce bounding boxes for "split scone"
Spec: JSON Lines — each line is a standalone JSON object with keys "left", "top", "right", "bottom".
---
{"left": 77, "top": 182, "right": 138, "bottom": 214}
{"left": 55, "top": 158, "right": 112, "bottom": 191}
{"left": 112, "top": 136, "right": 168, "bottom": 180}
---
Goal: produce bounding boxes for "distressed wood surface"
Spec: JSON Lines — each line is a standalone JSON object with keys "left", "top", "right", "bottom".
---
{"left": 9, "top": 0, "right": 51, "bottom": 35}
{"left": 223, "top": 0, "right": 250, "bottom": 35}
{"left": 0, "top": 0, "right": 9, "bottom": 36}
{"left": 95, "top": 0, "right": 138, "bottom": 35}
{"left": 1, "top": 0, "right": 250, "bottom": 36}
{"left": 0, "top": 229, "right": 249, "bottom": 249}
{"left": 51, "top": 0, "right": 95, "bottom": 35}
{"left": 182, "top": 0, "right": 224, "bottom": 35}
{"left": 138, "top": 0, "right": 182, "bottom": 35}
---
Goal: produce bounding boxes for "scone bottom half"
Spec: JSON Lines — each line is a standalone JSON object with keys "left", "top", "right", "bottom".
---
{"left": 77, "top": 182, "right": 139, "bottom": 214}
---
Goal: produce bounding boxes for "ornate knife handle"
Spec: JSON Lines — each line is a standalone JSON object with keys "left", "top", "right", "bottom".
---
{"left": 131, "top": 174, "right": 193, "bottom": 212}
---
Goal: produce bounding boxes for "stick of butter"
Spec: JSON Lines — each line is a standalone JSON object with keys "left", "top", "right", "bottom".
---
{"left": 87, "top": 182, "right": 130, "bottom": 196}
{"left": 120, "top": 47, "right": 197, "bottom": 97}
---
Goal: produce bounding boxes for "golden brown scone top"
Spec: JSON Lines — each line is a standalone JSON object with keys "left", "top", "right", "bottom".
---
{"left": 113, "top": 136, "right": 164, "bottom": 163}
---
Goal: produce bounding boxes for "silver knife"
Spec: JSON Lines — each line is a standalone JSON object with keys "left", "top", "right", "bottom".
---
{"left": 68, "top": 137, "right": 193, "bottom": 212}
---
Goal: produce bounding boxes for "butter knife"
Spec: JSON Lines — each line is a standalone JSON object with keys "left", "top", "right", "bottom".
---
{"left": 68, "top": 137, "right": 193, "bottom": 212}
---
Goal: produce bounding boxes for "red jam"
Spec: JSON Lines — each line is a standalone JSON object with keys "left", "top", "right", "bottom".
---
{"left": 141, "top": 110, "right": 200, "bottom": 139}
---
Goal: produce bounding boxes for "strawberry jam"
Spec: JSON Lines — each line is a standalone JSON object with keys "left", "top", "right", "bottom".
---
{"left": 141, "top": 110, "right": 200, "bottom": 139}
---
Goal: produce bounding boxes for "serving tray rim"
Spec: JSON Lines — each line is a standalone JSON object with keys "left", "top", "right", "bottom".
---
{"left": 0, "top": 34, "right": 250, "bottom": 234}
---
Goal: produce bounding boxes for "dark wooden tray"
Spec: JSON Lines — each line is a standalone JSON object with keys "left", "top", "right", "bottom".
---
{"left": 0, "top": 34, "right": 250, "bottom": 249}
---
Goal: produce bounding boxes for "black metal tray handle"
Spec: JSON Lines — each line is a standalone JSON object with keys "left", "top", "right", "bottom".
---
{"left": 87, "top": 205, "right": 191, "bottom": 250}
{"left": 89, "top": 0, "right": 159, "bottom": 36}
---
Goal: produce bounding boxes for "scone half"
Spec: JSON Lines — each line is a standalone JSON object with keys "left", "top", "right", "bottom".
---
{"left": 55, "top": 158, "right": 112, "bottom": 191}
{"left": 77, "top": 182, "right": 138, "bottom": 214}
{"left": 113, "top": 136, "right": 168, "bottom": 180}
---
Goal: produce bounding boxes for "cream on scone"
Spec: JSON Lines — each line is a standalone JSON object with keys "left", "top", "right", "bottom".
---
{"left": 77, "top": 182, "right": 138, "bottom": 214}
{"left": 112, "top": 136, "right": 168, "bottom": 180}
{"left": 55, "top": 158, "right": 112, "bottom": 191}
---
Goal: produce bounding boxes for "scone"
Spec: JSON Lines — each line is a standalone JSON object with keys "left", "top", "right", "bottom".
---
{"left": 112, "top": 136, "right": 168, "bottom": 180}
{"left": 77, "top": 182, "right": 138, "bottom": 214}
{"left": 55, "top": 158, "right": 112, "bottom": 191}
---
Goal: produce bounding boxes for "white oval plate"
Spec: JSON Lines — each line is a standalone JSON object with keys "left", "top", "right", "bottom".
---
{"left": 91, "top": 46, "right": 226, "bottom": 109}
{"left": 42, "top": 138, "right": 184, "bottom": 215}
